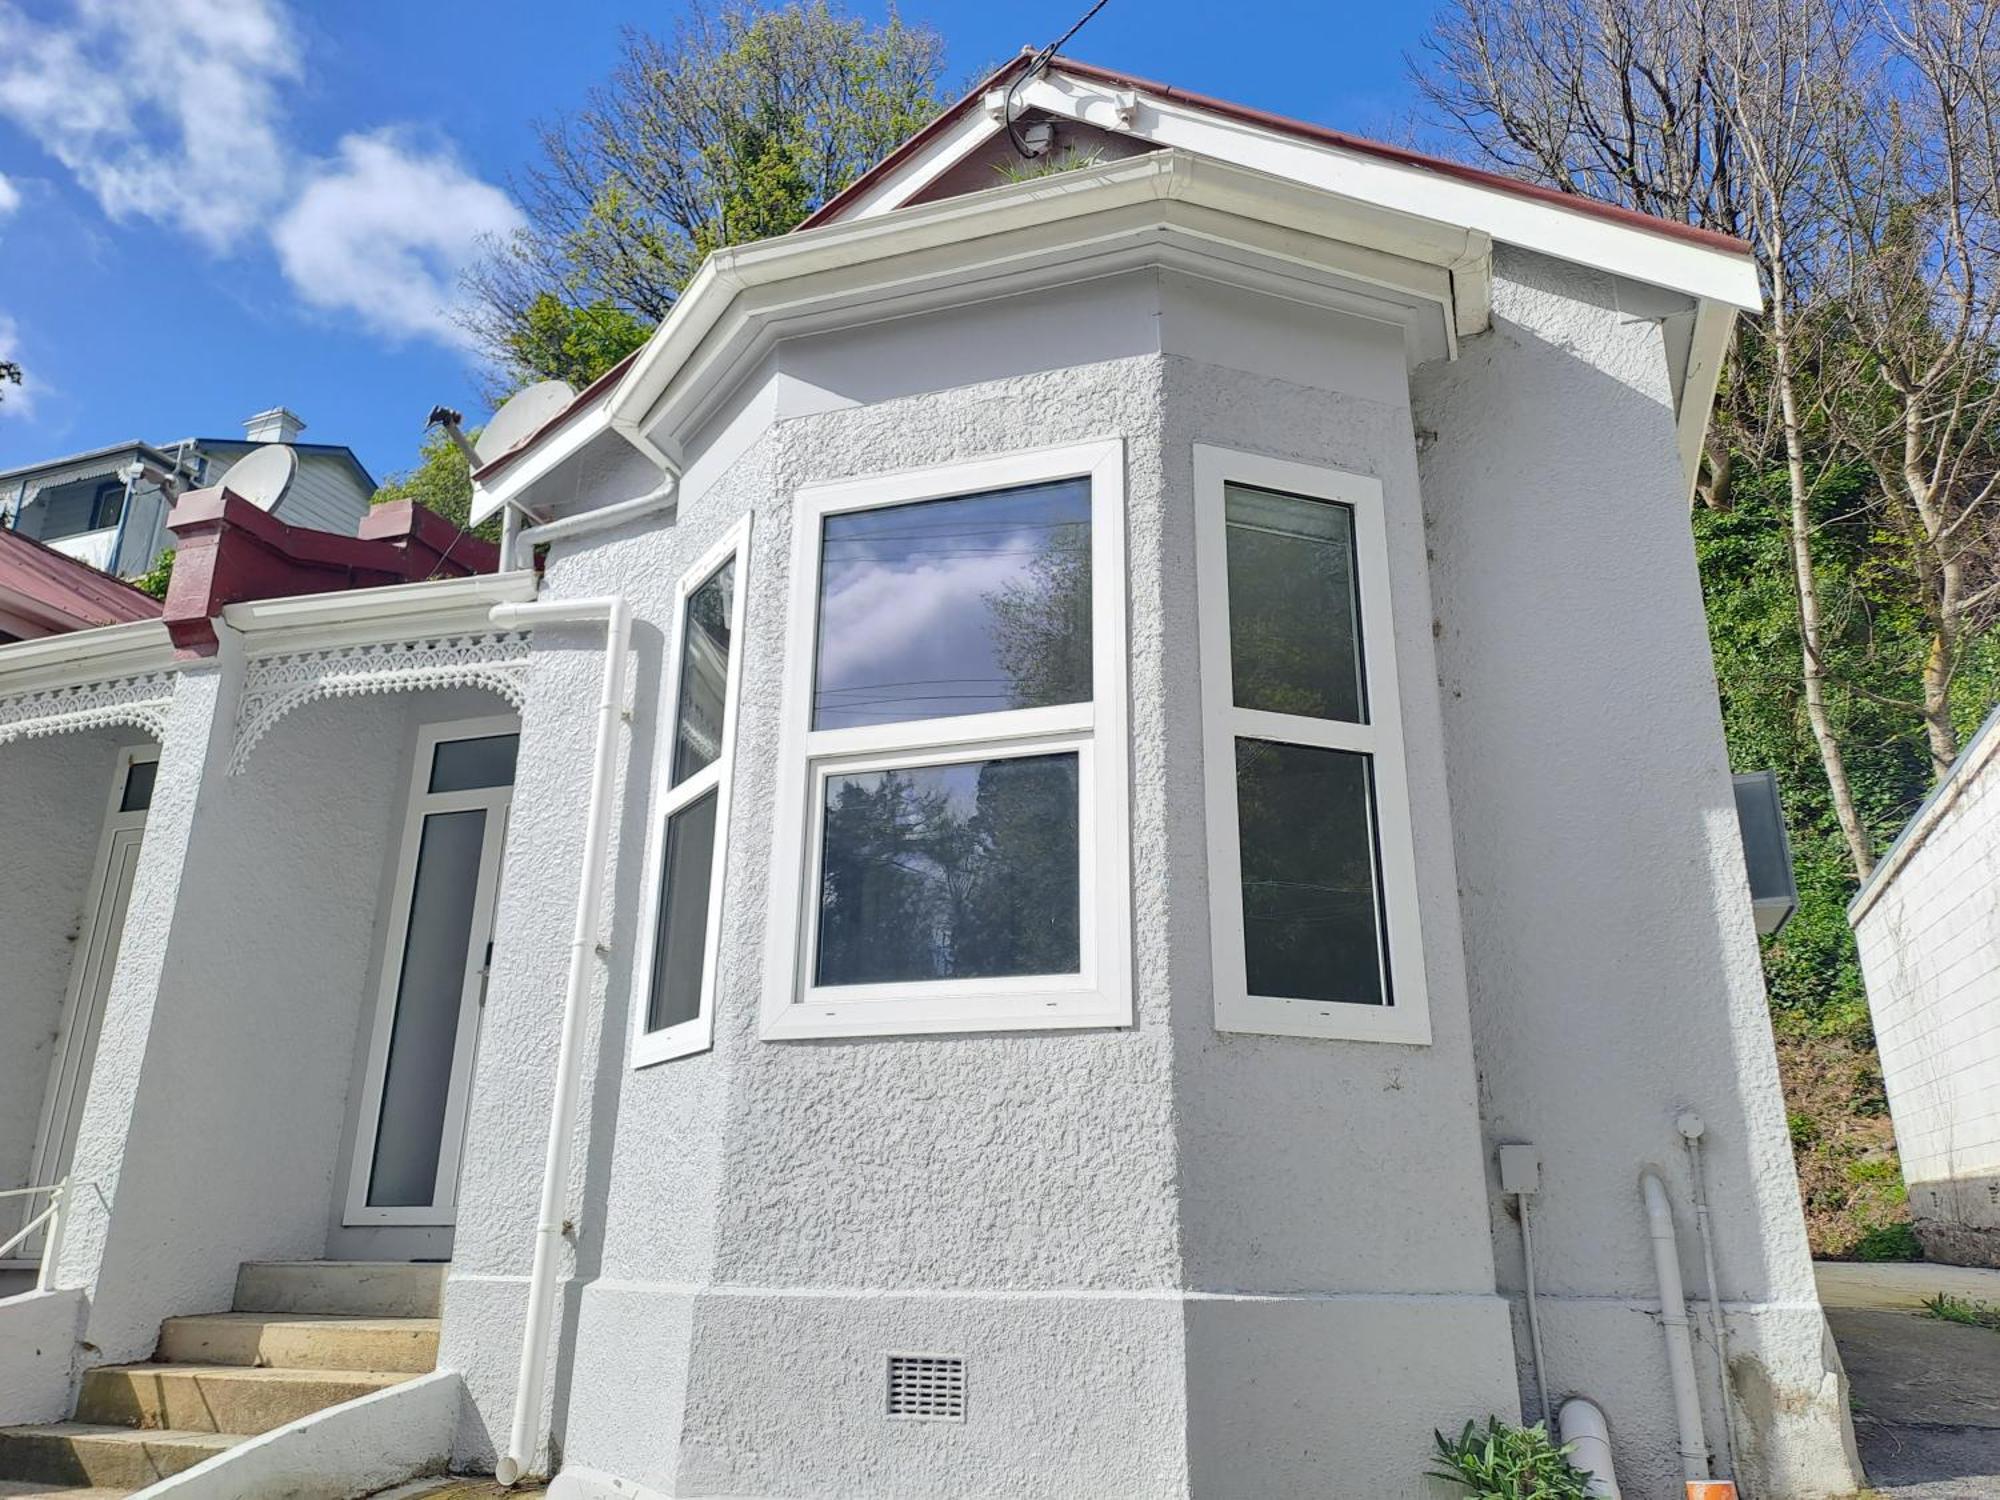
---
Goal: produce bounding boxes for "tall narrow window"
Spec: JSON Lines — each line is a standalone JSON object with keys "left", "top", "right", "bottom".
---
{"left": 634, "top": 517, "right": 752, "bottom": 1067}
{"left": 1195, "top": 445, "right": 1429, "bottom": 1044}
{"left": 762, "top": 440, "right": 1131, "bottom": 1039}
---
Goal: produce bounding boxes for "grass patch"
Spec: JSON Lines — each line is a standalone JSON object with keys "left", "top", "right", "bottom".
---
{"left": 1922, "top": 1292, "right": 2000, "bottom": 1330}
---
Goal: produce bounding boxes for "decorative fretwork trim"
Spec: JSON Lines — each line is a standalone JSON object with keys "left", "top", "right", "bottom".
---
{"left": 0, "top": 673, "right": 176, "bottom": 749}
{"left": 230, "top": 632, "right": 531, "bottom": 775}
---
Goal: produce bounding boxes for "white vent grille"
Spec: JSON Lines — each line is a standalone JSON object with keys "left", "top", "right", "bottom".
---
{"left": 886, "top": 1353, "right": 966, "bottom": 1421}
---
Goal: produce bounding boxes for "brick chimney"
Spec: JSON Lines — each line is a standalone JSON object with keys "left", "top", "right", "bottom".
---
{"left": 242, "top": 406, "right": 306, "bottom": 444}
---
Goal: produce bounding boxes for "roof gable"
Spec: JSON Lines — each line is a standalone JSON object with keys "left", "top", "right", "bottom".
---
{"left": 804, "top": 54, "right": 1757, "bottom": 311}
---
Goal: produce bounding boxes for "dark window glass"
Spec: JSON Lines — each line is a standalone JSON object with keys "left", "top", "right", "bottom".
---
{"left": 815, "top": 753, "right": 1080, "bottom": 985}
{"left": 369, "top": 808, "right": 486, "bottom": 1206}
{"left": 1235, "top": 738, "right": 1387, "bottom": 1006}
{"left": 119, "top": 758, "right": 158, "bottom": 813}
{"left": 647, "top": 790, "right": 719, "bottom": 1033}
{"left": 1224, "top": 484, "right": 1366, "bottom": 723}
{"left": 429, "top": 733, "right": 519, "bottom": 793}
{"left": 89, "top": 481, "right": 126, "bottom": 531}
{"left": 813, "top": 481, "right": 1091, "bottom": 729}
{"left": 671, "top": 558, "right": 735, "bottom": 786}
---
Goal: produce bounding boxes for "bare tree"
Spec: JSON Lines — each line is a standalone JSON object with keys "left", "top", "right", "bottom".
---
{"left": 1414, "top": 0, "right": 1882, "bottom": 879}
{"left": 1824, "top": 0, "right": 2000, "bottom": 776}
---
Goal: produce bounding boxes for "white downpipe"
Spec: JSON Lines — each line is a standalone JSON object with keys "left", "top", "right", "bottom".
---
{"left": 508, "top": 479, "right": 678, "bottom": 572}
{"left": 1557, "top": 1396, "right": 1620, "bottom": 1499}
{"left": 1678, "top": 1113, "right": 1743, "bottom": 1487}
{"left": 1640, "top": 1169, "right": 1711, "bottom": 1485}
{"left": 1517, "top": 1191, "right": 1554, "bottom": 1429}
{"left": 486, "top": 593, "right": 632, "bottom": 1488}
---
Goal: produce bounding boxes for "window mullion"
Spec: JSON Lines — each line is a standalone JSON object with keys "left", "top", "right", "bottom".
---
{"left": 661, "top": 759, "right": 723, "bottom": 816}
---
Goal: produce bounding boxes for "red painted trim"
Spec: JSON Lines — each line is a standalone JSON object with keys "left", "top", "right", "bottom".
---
{"left": 800, "top": 54, "right": 1753, "bottom": 258}
{"left": 162, "top": 488, "right": 498, "bottom": 656}
{"left": 0, "top": 526, "right": 161, "bottom": 638}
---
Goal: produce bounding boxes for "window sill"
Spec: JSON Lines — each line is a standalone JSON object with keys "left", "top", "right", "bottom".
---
{"left": 632, "top": 1019, "right": 715, "bottom": 1068}
{"left": 1215, "top": 993, "right": 1432, "bottom": 1045}
{"left": 761, "top": 991, "right": 1131, "bottom": 1041}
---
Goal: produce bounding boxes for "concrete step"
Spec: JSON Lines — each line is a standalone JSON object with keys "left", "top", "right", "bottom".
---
{"left": 0, "top": 1424, "right": 239, "bottom": 1488}
{"left": 75, "top": 1364, "right": 412, "bottom": 1436}
{"left": 232, "top": 1261, "right": 445, "bottom": 1319}
{"left": 156, "top": 1311, "right": 440, "bottom": 1373}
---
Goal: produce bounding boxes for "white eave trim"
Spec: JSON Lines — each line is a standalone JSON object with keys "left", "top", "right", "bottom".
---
{"left": 849, "top": 66, "right": 1762, "bottom": 314}
{"left": 223, "top": 570, "right": 541, "bottom": 655}
{"left": 0, "top": 618, "right": 177, "bottom": 698}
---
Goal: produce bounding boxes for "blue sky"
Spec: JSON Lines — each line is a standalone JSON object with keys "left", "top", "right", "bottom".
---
{"left": 0, "top": 0, "right": 1432, "bottom": 486}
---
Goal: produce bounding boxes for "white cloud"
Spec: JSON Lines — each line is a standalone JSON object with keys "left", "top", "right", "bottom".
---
{"left": 0, "top": 173, "right": 19, "bottom": 218}
{"left": 0, "top": 0, "right": 298, "bottom": 250}
{"left": 271, "top": 130, "right": 524, "bottom": 348}
{"left": 0, "top": 312, "right": 39, "bottom": 418}
{"left": 0, "top": 2, "right": 523, "bottom": 351}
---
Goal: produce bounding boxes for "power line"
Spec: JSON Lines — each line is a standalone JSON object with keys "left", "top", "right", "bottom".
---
{"left": 1005, "top": 0, "right": 1114, "bottom": 158}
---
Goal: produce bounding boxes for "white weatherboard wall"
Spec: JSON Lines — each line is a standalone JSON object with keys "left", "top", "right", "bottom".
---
{"left": 1853, "top": 711, "right": 2000, "bottom": 1266}
{"left": 1416, "top": 247, "right": 1857, "bottom": 1497}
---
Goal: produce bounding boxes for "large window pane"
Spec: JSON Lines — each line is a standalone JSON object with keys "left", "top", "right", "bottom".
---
{"left": 429, "top": 733, "right": 519, "bottom": 793}
{"left": 647, "top": 790, "right": 719, "bottom": 1032}
{"left": 1225, "top": 484, "right": 1366, "bottom": 723}
{"left": 816, "top": 753, "right": 1080, "bottom": 985}
{"left": 672, "top": 559, "right": 735, "bottom": 786}
{"left": 813, "top": 481, "right": 1091, "bottom": 729}
{"left": 1235, "top": 738, "right": 1386, "bottom": 1006}
{"left": 119, "top": 759, "right": 157, "bottom": 813}
{"left": 370, "top": 808, "right": 485, "bottom": 1206}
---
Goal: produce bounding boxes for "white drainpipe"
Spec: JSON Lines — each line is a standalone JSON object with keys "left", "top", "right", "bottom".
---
{"left": 507, "top": 479, "right": 678, "bottom": 572}
{"left": 1557, "top": 1396, "right": 1620, "bottom": 1498}
{"left": 486, "top": 592, "right": 632, "bottom": 1487}
{"left": 1640, "top": 1169, "right": 1711, "bottom": 1486}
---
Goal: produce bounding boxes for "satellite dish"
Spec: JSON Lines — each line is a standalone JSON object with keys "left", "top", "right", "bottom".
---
{"left": 475, "top": 380, "right": 576, "bottom": 464}
{"left": 218, "top": 443, "right": 298, "bottom": 512}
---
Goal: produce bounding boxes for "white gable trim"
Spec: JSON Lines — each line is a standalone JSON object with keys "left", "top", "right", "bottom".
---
{"left": 839, "top": 65, "right": 1761, "bottom": 315}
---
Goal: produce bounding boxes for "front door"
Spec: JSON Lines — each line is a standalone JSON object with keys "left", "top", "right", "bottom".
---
{"left": 346, "top": 718, "right": 516, "bottom": 1227}
{"left": 20, "top": 746, "right": 157, "bottom": 1253}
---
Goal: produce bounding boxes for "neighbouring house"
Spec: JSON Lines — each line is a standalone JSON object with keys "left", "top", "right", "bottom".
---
{"left": 1851, "top": 703, "right": 2000, "bottom": 1268}
{"left": 0, "top": 54, "right": 1859, "bottom": 1500}
{"left": 0, "top": 406, "right": 375, "bottom": 581}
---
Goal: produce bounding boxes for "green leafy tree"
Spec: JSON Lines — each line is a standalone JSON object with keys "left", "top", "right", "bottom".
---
{"left": 371, "top": 428, "right": 491, "bottom": 539}
{"left": 464, "top": 0, "right": 948, "bottom": 392}
{"left": 0, "top": 360, "right": 19, "bottom": 402}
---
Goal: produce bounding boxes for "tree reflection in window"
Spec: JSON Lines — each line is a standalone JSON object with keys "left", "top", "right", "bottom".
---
{"left": 815, "top": 753, "right": 1081, "bottom": 986}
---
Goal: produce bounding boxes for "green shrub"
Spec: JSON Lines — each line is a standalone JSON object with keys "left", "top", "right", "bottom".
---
{"left": 1922, "top": 1293, "right": 2000, "bottom": 1330}
{"left": 1853, "top": 1220, "right": 1921, "bottom": 1261}
{"left": 1430, "top": 1418, "right": 1595, "bottom": 1499}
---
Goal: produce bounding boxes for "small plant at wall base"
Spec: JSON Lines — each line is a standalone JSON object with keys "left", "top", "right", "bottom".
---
{"left": 1923, "top": 1293, "right": 2000, "bottom": 1330}
{"left": 1431, "top": 1418, "right": 1595, "bottom": 1499}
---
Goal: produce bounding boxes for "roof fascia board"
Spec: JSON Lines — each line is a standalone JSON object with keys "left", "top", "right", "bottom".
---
{"left": 470, "top": 395, "right": 615, "bottom": 523}
{"left": 852, "top": 69, "right": 1760, "bottom": 313}
{"left": 604, "top": 152, "right": 1473, "bottom": 453}
{"left": 1850, "top": 697, "right": 2000, "bottom": 923}
{"left": 0, "top": 618, "right": 177, "bottom": 697}
{"left": 831, "top": 96, "right": 1007, "bottom": 224}
{"left": 222, "top": 569, "right": 540, "bottom": 655}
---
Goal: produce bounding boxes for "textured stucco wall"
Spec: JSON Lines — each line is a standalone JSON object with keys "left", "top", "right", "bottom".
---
{"left": 445, "top": 272, "right": 1520, "bottom": 1498}
{"left": 65, "top": 680, "right": 477, "bottom": 1363}
{"left": 0, "top": 1288, "right": 85, "bottom": 1425}
{"left": 1415, "top": 246, "right": 1858, "bottom": 1498}
{"left": 1854, "top": 739, "right": 2000, "bottom": 1257}
{"left": 0, "top": 728, "right": 124, "bottom": 1197}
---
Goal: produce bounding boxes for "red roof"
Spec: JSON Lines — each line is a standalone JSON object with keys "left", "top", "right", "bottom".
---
{"left": 800, "top": 53, "right": 1752, "bottom": 257}
{"left": 0, "top": 526, "right": 161, "bottom": 637}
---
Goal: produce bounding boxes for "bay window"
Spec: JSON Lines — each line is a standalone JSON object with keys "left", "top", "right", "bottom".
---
{"left": 634, "top": 516, "right": 752, "bottom": 1066}
{"left": 762, "top": 440, "right": 1132, "bottom": 1039}
{"left": 1194, "top": 445, "right": 1430, "bottom": 1044}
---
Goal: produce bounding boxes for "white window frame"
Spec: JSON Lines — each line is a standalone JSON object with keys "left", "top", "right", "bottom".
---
{"left": 632, "top": 515, "right": 754, "bottom": 1067}
{"left": 346, "top": 713, "right": 518, "bottom": 1226}
{"left": 762, "top": 438, "right": 1132, "bottom": 1040}
{"left": 1195, "top": 444, "right": 1430, "bottom": 1045}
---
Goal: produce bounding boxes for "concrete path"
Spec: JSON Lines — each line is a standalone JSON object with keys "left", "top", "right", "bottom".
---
{"left": 1817, "top": 1262, "right": 2000, "bottom": 1497}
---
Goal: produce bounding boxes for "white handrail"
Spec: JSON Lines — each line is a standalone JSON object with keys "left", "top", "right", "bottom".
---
{"left": 0, "top": 1179, "right": 73, "bottom": 1291}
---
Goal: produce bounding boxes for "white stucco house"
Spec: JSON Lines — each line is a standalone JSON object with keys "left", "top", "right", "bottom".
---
{"left": 1851, "top": 703, "right": 2000, "bottom": 1268}
{"left": 0, "top": 54, "right": 1859, "bottom": 1500}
